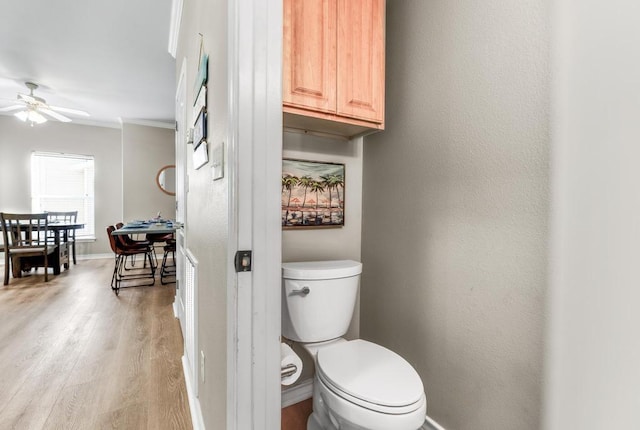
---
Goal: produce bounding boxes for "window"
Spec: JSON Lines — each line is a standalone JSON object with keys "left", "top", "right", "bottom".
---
{"left": 31, "top": 152, "right": 95, "bottom": 239}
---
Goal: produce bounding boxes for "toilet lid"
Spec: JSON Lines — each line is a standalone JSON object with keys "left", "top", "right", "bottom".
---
{"left": 316, "top": 339, "right": 424, "bottom": 408}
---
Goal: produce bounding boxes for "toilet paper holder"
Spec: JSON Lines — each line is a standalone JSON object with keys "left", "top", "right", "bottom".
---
{"left": 281, "top": 363, "right": 298, "bottom": 379}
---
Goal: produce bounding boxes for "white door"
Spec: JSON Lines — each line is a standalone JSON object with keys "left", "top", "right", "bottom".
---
{"left": 226, "top": 0, "right": 282, "bottom": 428}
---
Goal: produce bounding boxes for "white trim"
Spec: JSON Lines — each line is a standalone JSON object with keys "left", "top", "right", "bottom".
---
{"left": 77, "top": 253, "right": 112, "bottom": 260}
{"left": 69, "top": 118, "right": 122, "bottom": 129}
{"left": 119, "top": 118, "right": 175, "bottom": 129}
{"left": 168, "top": 0, "right": 183, "bottom": 58}
{"left": 281, "top": 378, "right": 314, "bottom": 408}
{"left": 173, "top": 300, "right": 179, "bottom": 319}
{"left": 182, "top": 355, "right": 205, "bottom": 430}
{"left": 422, "top": 415, "right": 447, "bottom": 430}
{"left": 0, "top": 253, "right": 111, "bottom": 266}
{"left": 76, "top": 237, "right": 96, "bottom": 242}
{"left": 226, "top": 0, "right": 282, "bottom": 428}
{"left": 226, "top": 0, "right": 241, "bottom": 425}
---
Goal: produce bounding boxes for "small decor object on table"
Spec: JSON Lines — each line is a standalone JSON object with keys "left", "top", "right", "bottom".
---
{"left": 282, "top": 159, "right": 345, "bottom": 229}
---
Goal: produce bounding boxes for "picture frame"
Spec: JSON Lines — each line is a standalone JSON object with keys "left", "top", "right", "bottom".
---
{"left": 193, "top": 140, "right": 208, "bottom": 170}
{"left": 193, "top": 109, "right": 207, "bottom": 147}
{"left": 193, "top": 85, "right": 207, "bottom": 123}
{"left": 193, "top": 53, "right": 208, "bottom": 100}
{"left": 282, "top": 158, "right": 345, "bottom": 229}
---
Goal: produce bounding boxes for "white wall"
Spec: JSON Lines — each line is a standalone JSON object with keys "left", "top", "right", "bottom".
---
{"left": 176, "top": 0, "right": 229, "bottom": 428}
{"left": 544, "top": 1, "right": 640, "bottom": 428}
{"left": 0, "top": 117, "right": 122, "bottom": 255}
{"left": 122, "top": 122, "right": 175, "bottom": 221}
{"left": 361, "top": 1, "right": 550, "bottom": 429}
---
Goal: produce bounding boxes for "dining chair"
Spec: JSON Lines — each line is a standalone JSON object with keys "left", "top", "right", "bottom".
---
{"left": 106, "top": 225, "right": 156, "bottom": 295}
{"left": 46, "top": 211, "right": 78, "bottom": 264}
{"left": 115, "top": 222, "right": 151, "bottom": 269}
{"left": 115, "top": 222, "right": 151, "bottom": 247}
{"left": 160, "top": 238, "right": 176, "bottom": 285}
{"left": 1, "top": 212, "right": 55, "bottom": 285}
{"left": 146, "top": 232, "right": 174, "bottom": 265}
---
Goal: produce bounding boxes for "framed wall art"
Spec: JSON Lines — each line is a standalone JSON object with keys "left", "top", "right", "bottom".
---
{"left": 193, "top": 140, "right": 208, "bottom": 170}
{"left": 193, "top": 109, "right": 207, "bottom": 147}
{"left": 282, "top": 158, "right": 345, "bottom": 229}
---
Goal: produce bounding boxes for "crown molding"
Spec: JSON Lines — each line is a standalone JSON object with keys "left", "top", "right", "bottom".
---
{"left": 120, "top": 118, "right": 175, "bottom": 129}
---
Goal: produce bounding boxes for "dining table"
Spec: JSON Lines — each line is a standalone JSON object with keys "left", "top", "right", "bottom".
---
{"left": 111, "top": 220, "right": 180, "bottom": 236}
{"left": 48, "top": 221, "right": 84, "bottom": 272}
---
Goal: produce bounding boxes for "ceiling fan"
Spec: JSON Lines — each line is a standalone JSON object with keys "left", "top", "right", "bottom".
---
{"left": 0, "top": 82, "right": 90, "bottom": 125}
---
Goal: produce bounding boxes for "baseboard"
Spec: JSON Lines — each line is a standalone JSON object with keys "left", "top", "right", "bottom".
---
{"left": 422, "top": 415, "right": 446, "bottom": 430}
{"left": 78, "top": 253, "right": 113, "bottom": 260}
{"left": 0, "top": 252, "right": 112, "bottom": 267}
{"left": 281, "top": 378, "right": 314, "bottom": 408}
{"left": 281, "top": 378, "right": 445, "bottom": 430}
{"left": 182, "top": 355, "right": 205, "bottom": 430}
{"left": 173, "top": 300, "right": 179, "bottom": 318}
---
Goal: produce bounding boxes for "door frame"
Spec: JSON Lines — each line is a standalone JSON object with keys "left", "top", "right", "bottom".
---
{"left": 226, "top": 0, "right": 282, "bottom": 429}
{"left": 174, "top": 57, "right": 187, "bottom": 332}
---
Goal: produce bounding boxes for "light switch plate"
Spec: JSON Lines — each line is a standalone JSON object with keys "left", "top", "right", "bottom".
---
{"left": 212, "top": 141, "right": 224, "bottom": 181}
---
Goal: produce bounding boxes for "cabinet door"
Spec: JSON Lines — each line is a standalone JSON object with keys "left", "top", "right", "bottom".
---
{"left": 283, "top": 0, "right": 337, "bottom": 114}
{"left": 336, "top": 0, "right": 385, "bottom": 123}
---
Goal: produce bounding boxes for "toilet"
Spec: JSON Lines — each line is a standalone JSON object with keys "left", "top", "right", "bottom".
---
{"left": 282, "top": 260, "right": 427, "bottom": 430}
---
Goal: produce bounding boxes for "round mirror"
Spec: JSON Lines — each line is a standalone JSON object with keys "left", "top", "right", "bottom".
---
{"left": 156, "top": 165, "right": 176, "bottom": 196}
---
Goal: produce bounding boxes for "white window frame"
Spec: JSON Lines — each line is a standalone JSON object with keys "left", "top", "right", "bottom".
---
{"left": 30, "top": 151, "right": 95, "bottom": 240}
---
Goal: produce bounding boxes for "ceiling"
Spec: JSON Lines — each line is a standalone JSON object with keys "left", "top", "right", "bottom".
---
{"left": 0, "top": 0, "right": 176, "bottom": 128}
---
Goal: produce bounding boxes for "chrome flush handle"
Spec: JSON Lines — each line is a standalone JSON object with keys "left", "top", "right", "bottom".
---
{"left": 290, "top": 286, "right": 310, "bottom": 296}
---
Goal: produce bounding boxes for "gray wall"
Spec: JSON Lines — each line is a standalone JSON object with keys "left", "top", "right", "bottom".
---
{"left": 122, "top": 122, "right": 175, "bottom": 221}
{"left": 176, "top": 0, "right": 229, "bottom": 428}
{"left": 361, "top": 1, "right": 549, "bottom": 429}
{"left": 282, "top": 132, "right": 363, "bottom": 266}
{"left": 0, "top": 117, "right": 122, "bottom": 256}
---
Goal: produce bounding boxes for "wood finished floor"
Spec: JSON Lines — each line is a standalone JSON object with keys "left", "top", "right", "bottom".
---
{"left": 282, "top": 398, "right": 313, "bottom": 430}
{"left": 0, "top": 259, "right": 193, "bottom": 430}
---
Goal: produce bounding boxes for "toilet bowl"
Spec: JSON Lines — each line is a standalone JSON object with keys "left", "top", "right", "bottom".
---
{"left": 282, "top": 260, "right": 427, "bottom": 430}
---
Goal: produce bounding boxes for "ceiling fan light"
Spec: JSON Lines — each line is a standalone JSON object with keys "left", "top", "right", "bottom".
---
{"left": 28, "top": 110, "right": 47, "bottom": 124}
{"left": 14, "top": 109, "right": 48, "bottom": 125}
{"left": 14, "top": 110, "right": 28, "bottom": 122}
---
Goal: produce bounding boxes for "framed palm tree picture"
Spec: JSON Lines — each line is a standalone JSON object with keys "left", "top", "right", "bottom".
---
{"left": 282, "top": 159, "right": 345, "bottom": 229}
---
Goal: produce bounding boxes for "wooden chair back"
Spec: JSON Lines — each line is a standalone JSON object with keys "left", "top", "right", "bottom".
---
{"left": 1, "top": 213, "right": 50, "bottom": 250}
{"left": 1, "top": 212, "right": 52, "bottom": 285}
{"left": 46, "top": 211, "right": 77, "bottom": 224}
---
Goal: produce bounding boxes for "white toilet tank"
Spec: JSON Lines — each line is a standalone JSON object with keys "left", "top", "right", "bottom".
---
{"left": 282, "top": 260, "right": 362, "bottom": 343}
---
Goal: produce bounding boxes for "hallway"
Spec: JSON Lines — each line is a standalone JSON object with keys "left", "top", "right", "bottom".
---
{"left": 0, "top": 259, "right": 192, "bottom": 429}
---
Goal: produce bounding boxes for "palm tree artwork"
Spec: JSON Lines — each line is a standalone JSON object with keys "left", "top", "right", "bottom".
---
{"left": 282, "top": 159, "right": 345, "bottom": 228}
{"left": 282, "top": 174, "right": 299, "bottom": 225}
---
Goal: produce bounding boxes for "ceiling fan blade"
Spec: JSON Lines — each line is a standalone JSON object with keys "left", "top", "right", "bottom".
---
{"left": 49, "top": 105, "right": 90, "bottom": 117}
{"left": 40, "top": 108, "right": 72, "bottom": 122}
{"left": 18, "top": 93, "right": 36, "bottom": 103}
{"left": 0, "top": 105, "right": 25, "bottom": 112}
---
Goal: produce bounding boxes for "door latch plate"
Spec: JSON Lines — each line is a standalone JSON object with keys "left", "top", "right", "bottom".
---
{"left": 234, "top": 250, "right": 252, "bottom": 272}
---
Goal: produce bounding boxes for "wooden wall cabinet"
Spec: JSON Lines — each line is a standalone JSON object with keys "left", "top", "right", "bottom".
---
{"left": 283, "top": 0, "right": 385, "bottom": 140}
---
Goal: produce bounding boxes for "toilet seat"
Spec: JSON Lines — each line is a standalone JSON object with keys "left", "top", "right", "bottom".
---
{"left": 316, "top": 339, "right": 425, "bottom": 414}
